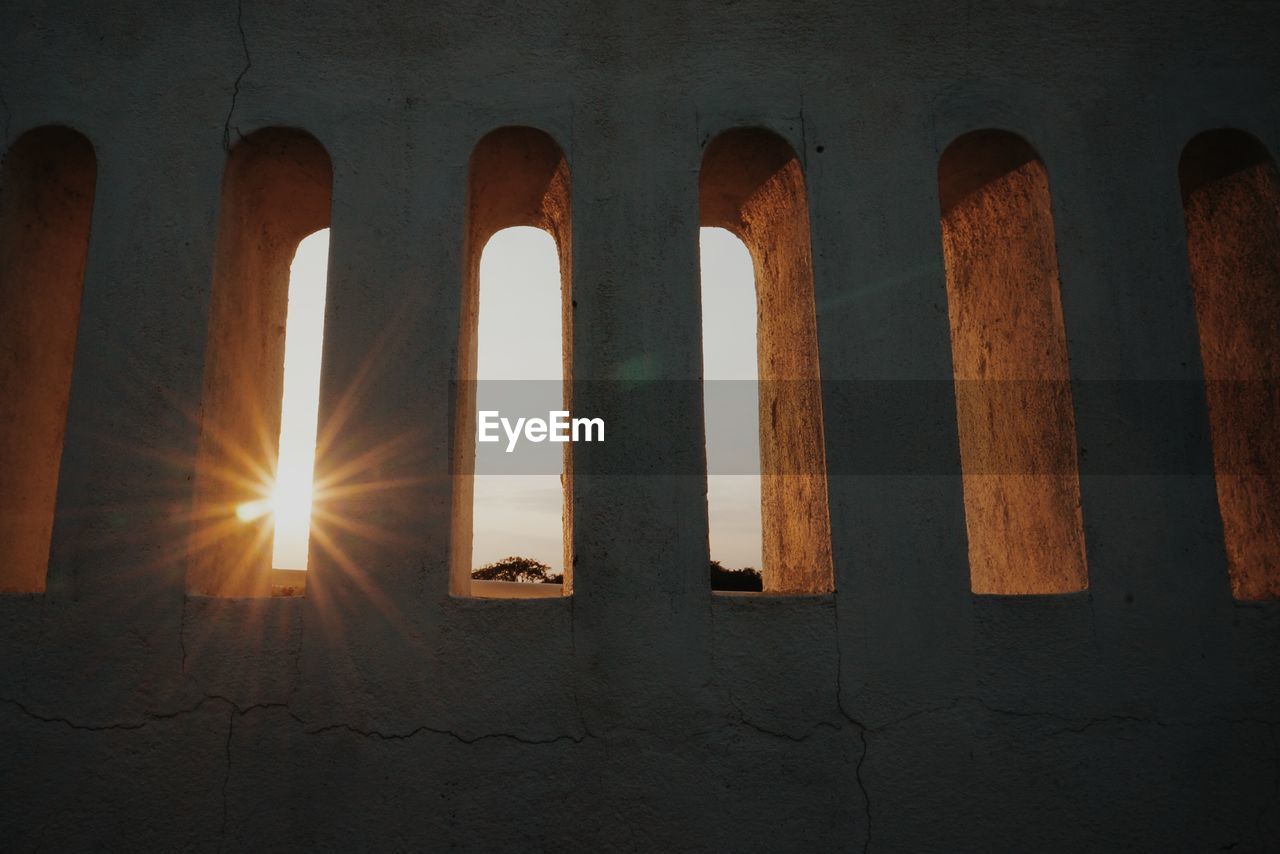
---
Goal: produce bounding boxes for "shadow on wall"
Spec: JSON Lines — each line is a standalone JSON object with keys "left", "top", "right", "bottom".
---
{"left": 1180, "top": 128, "right": 1280, "bottom": 601}
{"left": 0, "top": 126, "right": 96, "bottom": 594}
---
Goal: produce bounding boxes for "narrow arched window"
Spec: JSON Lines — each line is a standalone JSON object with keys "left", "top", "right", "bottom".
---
{"left": 0, "top": 127, "right": 96, "bottom": 593}
{"left": 188, "top": 129, "right": 332, "bottom": 598}
{"left": 1179, "top": 129, "right": 1280, "bottom": 601}
{"left": 699, "top": 128, "right": 833, "bottom": 594}
{"left": 938, "top": 129, "right": 1087, "bottom": 595}
{"left": 452, "top": 127, "right": 571, "bottom": 598}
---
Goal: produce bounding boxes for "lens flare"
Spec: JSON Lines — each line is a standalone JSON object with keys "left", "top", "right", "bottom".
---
{"left": 230, "top": 229, "right": 328, "bottom": 571}
{"left": 235, "top": 498, "right": 273, "bottom": 522}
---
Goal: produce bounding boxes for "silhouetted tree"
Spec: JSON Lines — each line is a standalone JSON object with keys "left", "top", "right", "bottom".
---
{"left": 709, "top": 559, "right": 763, "bottom": 591}
{"left": 472, "top": 555, "right": 554, "bottom": 583}
{"left": 474, "top": 556, "right": 757, "bottom": 589}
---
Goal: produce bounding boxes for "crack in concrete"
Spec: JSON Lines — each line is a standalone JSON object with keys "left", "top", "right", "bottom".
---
{"left": 830, "top": 591, "right": 872, "bottom": 853}
{"left": 0, "top": 693, "right": 289, "bottom": 732}
{"left": 0, "top": 697, "right": 148, "bottom": 732}
{"left": 5, "top": 688, "right": 1276, "bottom": 852}
{"left": 723, "top": 685, "right": 846, "bottom": 744}
{"left": 218, "top": 708, "right": 234, "bottom": 853}
{"left": 705, "top": 591, "right": 854, "bottom": 752}
{"left": 567, "top": 591, "right": 597, "bottom": 741}
{"left": 732, "top": 710, "right": 846, "bottom": 743}
{"left": 826, "top": 681, "right": 1280, "bottom": 853}
{"left": 976, "top": 698, "right": 1280, "bottom": 737}
{"left": 855, "top": 693, "right": 1280, "bottom": 738}
{"left": 222, "top": 0, "right": 251, "bottom": 151}
{"left": 1, "top": 693, "right": 587, "bottom": 748}
{"left": 302, "top": 720, "right": 586, "bottom": 746}
{"left": 855, "top": 725, "right": 871, "bottom": 854}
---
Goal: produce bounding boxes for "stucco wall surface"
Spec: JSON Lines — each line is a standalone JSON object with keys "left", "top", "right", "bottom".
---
{"left": 1, "top": 1, "right": 1278, "bottom": 850}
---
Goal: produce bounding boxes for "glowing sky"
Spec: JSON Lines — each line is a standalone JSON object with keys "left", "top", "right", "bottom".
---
{"left": 471, "top": 228, "right": 565, "bottom": 571}
{"left": 697, "top": 227, "right": 763, "bottom": 572}
{"left": 269, "top": 229, "right": 329, "bottom": 570}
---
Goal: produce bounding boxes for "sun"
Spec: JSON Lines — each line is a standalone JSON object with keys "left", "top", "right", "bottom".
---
{"left": 233, "top": 229, "right": 329, "bottom": 570}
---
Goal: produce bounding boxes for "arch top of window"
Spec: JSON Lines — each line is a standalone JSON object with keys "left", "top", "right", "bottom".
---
{"left": 938, "top": 129, "right": 1043, "bottom": 217}
{"left": 221, "top": 127, "right": 333, "bottom": 245}
{"left": 227, "top": 124, "right": 333, "bottom": 163}
{"left": 696, "top": 125, "right": 833, "bottom": 595}
{"left": 467, "top": 126, "right": 570, "bottom": 247}
{"left": 1179, "top": 128, "right": 1275, "bottom": 203}
{"left": 452, "top": 125, "right": 573, "bottom": 599}
{"left": 699, "top": 127, "right": 806, "bottom": 239}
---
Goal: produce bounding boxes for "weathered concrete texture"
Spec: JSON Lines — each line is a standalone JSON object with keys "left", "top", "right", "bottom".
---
{"left": 940, "top": 131, "right": 1088, "bottom": 594}
{"left": 0, "top": 1, "right": 1279, "bottom": 851}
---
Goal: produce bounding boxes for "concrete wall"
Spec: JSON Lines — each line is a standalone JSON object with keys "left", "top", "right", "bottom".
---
{"left": 1, "top": 1, "right": 1277, "bottom": 849}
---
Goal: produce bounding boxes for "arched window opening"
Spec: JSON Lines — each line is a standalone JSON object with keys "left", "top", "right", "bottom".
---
{"left": 189, "top": 128, "right": 332, "bottom": 598}
{"left": 938, "top": 129, "right": 1087, "bottom": 595}
{"left": 1179, "top": 129, "right": 1280, "bottom": 601}
{"left": 470, "top": 227, "right": 565, "bottom": 598}
{"left": 699, "top": 128, "right": 833, "bottom": 595}
{"left": 700, "top": 227, "right": 764, "bottom": 592}
{"left": 0, "top": 126, "right": 96, "bottom": 594}
{"left": 452, "top": 127, "right": 571, "bottom": 599}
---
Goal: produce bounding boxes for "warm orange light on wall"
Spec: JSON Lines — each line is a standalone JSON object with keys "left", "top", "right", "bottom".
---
{"left": 188, "top": 128, "right": 332, "bottom": 597}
